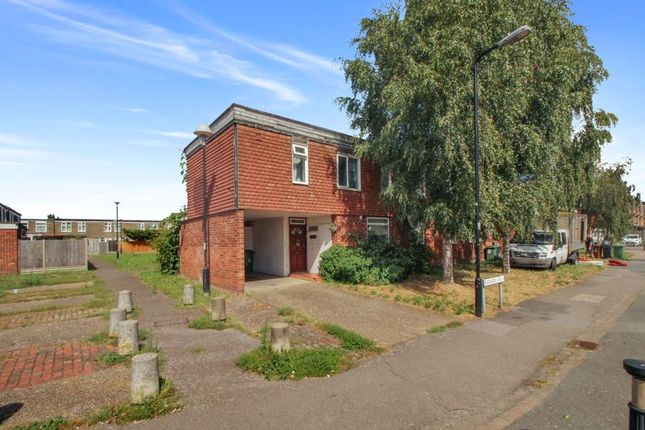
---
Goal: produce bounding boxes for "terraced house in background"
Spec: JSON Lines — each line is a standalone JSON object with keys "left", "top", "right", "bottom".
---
{"left": 180, "top": 104, "right": 402, "bottom": 293}
{"left": 22, "top": 218, "right": 161, "bottom": 240}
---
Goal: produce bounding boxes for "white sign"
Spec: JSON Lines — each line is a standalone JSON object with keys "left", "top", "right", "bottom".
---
{"left": 483, "top": 275, "right": 505, "bottom": 287}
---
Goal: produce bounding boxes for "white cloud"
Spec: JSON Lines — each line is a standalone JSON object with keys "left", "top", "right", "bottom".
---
{"left": 0, "top": 132, "right": 32, "bottom": 146}
{"left": 10, "top": 0, "right": 306, "bottom": 103}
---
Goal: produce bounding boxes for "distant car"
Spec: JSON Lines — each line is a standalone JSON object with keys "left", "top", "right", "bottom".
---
{"left": 623, "top": 234, "right": 643, "bottom": 247}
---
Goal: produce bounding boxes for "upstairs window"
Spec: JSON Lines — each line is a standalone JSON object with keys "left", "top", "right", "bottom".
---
{"left": 337, "top": 154, "right": 360, "bottom": 190}
{"left": 292, "top": 143, "right": 308, "bottom": 185}
{"left": 139, "top": 222, "right": 145, "bottom": 230}
{"left": 78, "top": 222, "right": 86, "bottom": 233}
{"left": 60, "top": 221, "right": 72, "bottom": 233}
{"left": 104, "top": 222, "right": 112, "bottom": 233}
{"left": 367, "top": 217, "right": 390, "bottom": 241}
{"left": 35, "top": 221, "right": 47, "bottom": 233}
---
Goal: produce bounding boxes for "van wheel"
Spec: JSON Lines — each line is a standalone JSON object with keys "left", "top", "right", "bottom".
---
{"left": 550, "top": 258, "right": 557, "bottom": 271}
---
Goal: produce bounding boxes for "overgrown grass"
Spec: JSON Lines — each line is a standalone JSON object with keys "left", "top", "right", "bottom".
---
{"left": 95, "top": 253, "right": 212, "bottom": 309}
{"left": 85, "top": 329, "right": 117, "bottom": 347}
{"left": 427, "top": 321, "right": 463, "bottom": 334}
{"left": 13, "top": 416, "right": 68, "bottom": 430}
{"left": 277, "top": 306, "right": 294, "bottom": 316}
{"left": 95, "top": 351, "right": 127, "bottom": 366}
{"left": 0, "top": 271, "right": 95, "bottom": 294}
{"left": 322, "top": 323, "right": 379, "bottom": 351}
{"left": 188, "top": 315, "right": 229, "bottom": 330}
{"left": 236, "top": 344, "right": 346, "bottom": 380}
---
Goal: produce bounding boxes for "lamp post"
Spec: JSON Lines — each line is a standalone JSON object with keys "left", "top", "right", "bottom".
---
{"left": 473, "top": 25, "right": 531, "bottom": 317}
{"left": 114, "top": 201, "right": 120, "bottom": 259}
{"left": 194, "top": 124, "right": 213, "bottom": 295}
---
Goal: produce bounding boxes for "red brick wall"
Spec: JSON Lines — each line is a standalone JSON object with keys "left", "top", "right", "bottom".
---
{"left": 0, "top": 227, "right": 19, "bottom": 275}
{"left": 331, "top": 215, "right": 408, "bottom": 247}
{"left": 180, "top": 210, "right": 244, "bottom": 293}
{"left": 424, "top": 227, "right": 501, "bottom": 264}
{"left": 237, "top": 125, "right": 388, "bottom": 216}
{"left": 185, "top": 127, "right": 236, "bottom": 220}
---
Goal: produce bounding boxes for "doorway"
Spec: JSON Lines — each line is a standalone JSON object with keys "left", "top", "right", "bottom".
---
{"left": 289, "top": 218, "right": 307, "bottom": 273}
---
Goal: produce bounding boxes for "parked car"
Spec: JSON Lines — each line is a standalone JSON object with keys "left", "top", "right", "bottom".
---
{"left": 623, "top": 234, "right": 643, "bottom": 247}
{"left": 510, "top": 229, "right": 570, "bottom": 270}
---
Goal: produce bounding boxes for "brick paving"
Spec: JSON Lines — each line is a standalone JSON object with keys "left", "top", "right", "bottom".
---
{"left": 0, "top": 341, "right": 114, "bottom": 391}
{"left": 0, "top": 306, "right": 107, "bottom": 329}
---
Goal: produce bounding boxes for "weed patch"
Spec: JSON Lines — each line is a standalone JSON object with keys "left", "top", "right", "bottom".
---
{"left": 85, "top": 329, "right": 117, "bottom": 347}
{"left": 277, "top": 306, "right": 294, "bottom": 316}
{"left": 322, "top": 324, "right": 378, "bottom": 351}
{"left": 427, "top": 321, "right": 463, "bottom": 334}
{"left": 96, "top": 352, "right": 127, "bottom": 366}
{"left": 188, "top": 315, "right": 228, "bottom": 330}
{"left": 13, "top": 416, "right": 68, "bottom": 430}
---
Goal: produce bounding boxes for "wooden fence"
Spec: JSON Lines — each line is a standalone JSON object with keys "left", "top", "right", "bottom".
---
{"left": 87, "top": 239, "right": 117, "bottom": 255}
{"left": 20, "top": 239, "right": 87, "bottom": 273}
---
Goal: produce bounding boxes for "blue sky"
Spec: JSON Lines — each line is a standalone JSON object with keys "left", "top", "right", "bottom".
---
{"left": 0, "top": 0, "right": 642, "bottom": 220}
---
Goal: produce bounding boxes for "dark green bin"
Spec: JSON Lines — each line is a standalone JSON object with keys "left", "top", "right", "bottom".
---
{"left": 244, "top": 249, "right": 255, "bottom": 273}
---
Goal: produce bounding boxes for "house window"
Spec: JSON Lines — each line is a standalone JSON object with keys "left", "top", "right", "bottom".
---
{"left": 78, "top": 222, "right": 86, "bottom": 233}
{"left": 35, "top": 221, "right": 47, "bottom": 233}
{"left": 139, "top": 222, "right": 145, "bottom": 230}
{"left": 149, "top": 224, "right": 157, "bottom": 230}
{"left": 104, "top": 222, "right": 112, "bottom": 233}
{"left": 381, "top": 168, "right": 391, "bottom": 191}
{"left": 292, "top": 143, "right": 308, "bottom": 184}
{"left": 367, "top": 217, "right": 390, "bottom": 241}
{"left": 60, "top": 221, "right": 72, "bottom": 233}
{"left": 337, "top": 154, "right": 360, "bottom": 190}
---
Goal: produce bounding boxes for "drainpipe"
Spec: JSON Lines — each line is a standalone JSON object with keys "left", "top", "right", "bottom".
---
{"left": 233, "top": 123, "right": 239, "bottom": 210}
{"left": 194, "top": 125, "right": 213, "bottom": 295}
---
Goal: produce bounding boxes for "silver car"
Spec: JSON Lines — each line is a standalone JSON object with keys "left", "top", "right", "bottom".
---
{"left": 623, "top": 234, "right": 643, "bottom": 247}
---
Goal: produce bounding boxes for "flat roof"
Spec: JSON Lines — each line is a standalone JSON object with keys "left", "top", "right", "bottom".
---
{"left": 184, "top": 103, "right": 357, "bottom": 157}
{"left": 23, "top": 218, "right": 161, "bottom": 223}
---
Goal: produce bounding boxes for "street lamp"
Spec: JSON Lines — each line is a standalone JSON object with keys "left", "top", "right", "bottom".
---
{"left": 194, "top": 124, "right": 213, "bottom": 295}
{"left": 114, "top": 201, "right": 120, "bottom": 259}
{"left": 473, "top": 25, "right": 531, "bottom": 317}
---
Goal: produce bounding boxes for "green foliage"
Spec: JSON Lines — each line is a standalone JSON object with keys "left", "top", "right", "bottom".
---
{"left": 319, "top": 239, "right": 432, "bottom": 285}
{"left": 122, "top": 228, "right": 158, "bottom": 243}
{"left": 85, "top": 329, "right": 118, "bottom": 347}
{"left": 14, "top": 417, "right": 67, "bottom": 430}
{"left": 277, "top": 306, "right": 294, "bottom": 316}
{"left": 96, "top": 351, "right": 127, "bottom": 366}
{"left": 322, "top": 324, "right": 378, "bottom": 351}
{"left": 0, "top": 271, "right": 96, "bottom": 294}
{"left": 153, "top": 208, "right": 185, "bottom": 274}
{"left": 86, "top": 379, "right": 181, "bottom": 425}
{"left": 339, "top": 0, "right": 615, "bottom": 275}
{"left": 583, "top": 161, "right": 635, "bottom": 240}
{"left": 188, "top": 315, "right": 228, "bottom": 330}
{"left": 427, "top": 321, "right": 463, "bottom": 334}
{"left": 236, "top": 345, "right": 345, "bottom": 381}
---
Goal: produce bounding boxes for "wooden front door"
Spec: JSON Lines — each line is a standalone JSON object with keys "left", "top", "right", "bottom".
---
{"left": 289, "top": 218, "right": 307, "bottom": 272}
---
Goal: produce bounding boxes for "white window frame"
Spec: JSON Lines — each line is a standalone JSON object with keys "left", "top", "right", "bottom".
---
{"left": 77, "top": 221, "right": 86, "bottom": 233}
{"left": 104, "top": 222, "right": 112, "bottom": 233}
{"left": 35, "top": 221, "right": 47, "bottom": 233}
{"left": 139, "top": 222, "right": 145, "bottom": 230}
{"left": 337, "top": 154, "right": 361, "bottom": 191}
{"left": 60, "top": 221, "right": 72, "bottom": 233}
{"left": 367, "top": 217, "right": 390, "bottom": 241}
{"left": 292, "top": 143, "right": 309, "bottom": 185}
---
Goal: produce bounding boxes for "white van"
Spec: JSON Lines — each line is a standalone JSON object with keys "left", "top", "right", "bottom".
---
{"left": 510, "top": 229, "right": 569, "bottom": 270}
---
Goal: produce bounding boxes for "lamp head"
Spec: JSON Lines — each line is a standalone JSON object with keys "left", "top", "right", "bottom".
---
{"left": 495, "top": 25, "right": 532, "bottom": 49}
{"left": 194, "top": 124, "right": 213, "bottom": 139}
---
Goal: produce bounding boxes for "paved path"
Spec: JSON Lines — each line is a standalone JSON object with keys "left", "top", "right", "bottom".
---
{"left": 87, "top": 252, "right": 644, "bottom": 430}
{"left": 510, "top": 248, "right": 645, "bottom": 429}
{"left": 246, "top": 277, "right": 450, "bottom": 346}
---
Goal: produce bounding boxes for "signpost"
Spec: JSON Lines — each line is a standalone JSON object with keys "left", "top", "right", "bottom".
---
{"left": 482, "top": 275, "right": 505, "bottom": 314}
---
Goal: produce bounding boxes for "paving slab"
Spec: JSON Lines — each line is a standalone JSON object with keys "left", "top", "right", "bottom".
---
{"left": 0, "top": 294, "right": 95, "bottom": 314}
{"left": 246, "top": 277, "right": 450, "bottom": 346}
{"left": 4, "top": 282, "right": 93, "bottom": 294}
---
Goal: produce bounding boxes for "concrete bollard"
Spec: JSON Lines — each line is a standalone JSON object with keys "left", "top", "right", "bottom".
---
{"left": 118, "top": 320, "right": 139, "bottom": 355}
{"left": 131, "top": 353, "right": 160, "bottom": 404}
{"left": 108, "top": 308, "right": 127, "bottom": 338}
{"left": 118, "top": 290, "right": 133, "bottom": 313}
{"left": 211, "top": 297, "right": 227, "bottom": 321}
{"left": 270, "top": 322, "right": 290, "bottom": 353}
{"left": 624, "top": 359, "right": 645, "bottom": 429}
{"left": 183, "top": 284, "right": 195, "bottom": 306}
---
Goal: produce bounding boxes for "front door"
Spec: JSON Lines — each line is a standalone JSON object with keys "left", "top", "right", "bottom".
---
{"left": 289, "top": 218, "right": 307, "bottom": 272}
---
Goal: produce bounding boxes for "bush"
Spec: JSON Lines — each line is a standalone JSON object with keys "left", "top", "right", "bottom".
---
{"left": 153, "top": 209, "right": 185, "bottom": 274}
{"left": 319, "top": 237, "right": 433, "bottom": 285}
{"left": 123, "top": 228, "right": 159, "bottom": 243}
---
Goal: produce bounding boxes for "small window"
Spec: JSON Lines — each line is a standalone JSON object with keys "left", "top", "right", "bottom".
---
{"left": 149, "top": 224, "right": 157, "bottom": 230}
{"left": 367, "top": 217, "right": 390, "bottom": 241}
{"left": 77, "top": 222, "right": 86, "bottom": 233}
{"left": 290, "top": 218, "right": 306, "bottom": 225}
{"left": 35, "top": 221, "right": 47, "bottom": 233}
{"left": 337, "top": 154, "right": 360, "bottom": 190}
{"left": 60, "top": 221, "right": 72, "bottom": 233}
{"left": 139, "top": 222, "right": 145, "bottom": 230}
{"left": 292, "top": 143, "right": 308, "bottom": 185}
{"left": 104, "top": 222, "right": 112, "bottom": 233}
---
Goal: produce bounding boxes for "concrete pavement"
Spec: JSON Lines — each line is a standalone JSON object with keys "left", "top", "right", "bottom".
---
{"left": 87, "top": 250, "right": 645, "bottom": 429}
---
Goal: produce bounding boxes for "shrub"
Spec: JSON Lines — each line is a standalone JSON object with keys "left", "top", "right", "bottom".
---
{"left": 153, "top": 209, "right": 185, "bottom": 274}
{"left": 123, "top": 228, "right": 159, "bottom": 243}
{"left": 319, "top": 237, "right": 433, "bottom": 285}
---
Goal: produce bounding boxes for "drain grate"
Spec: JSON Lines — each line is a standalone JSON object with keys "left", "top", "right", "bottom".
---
{"left": 574, "top": 340, "right": 599, "bottom": 350}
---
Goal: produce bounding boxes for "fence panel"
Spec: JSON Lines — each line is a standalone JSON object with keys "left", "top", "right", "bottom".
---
{"left": 20, "top": 239, "right": 87, "bottom": 273}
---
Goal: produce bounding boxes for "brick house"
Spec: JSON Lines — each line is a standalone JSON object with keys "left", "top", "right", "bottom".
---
{"left": 22, "top": 218, "right": 161, "bottom": 240}
{"left": 180, "top": 104, "right": 400, "bottom": 293}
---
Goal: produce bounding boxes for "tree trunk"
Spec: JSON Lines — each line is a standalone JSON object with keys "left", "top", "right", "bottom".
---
{"left": 502, "top": 234, "right": 511, "bottom": 274}
{"left": 442, "top": 235, "right": 454, "bottom": 283}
